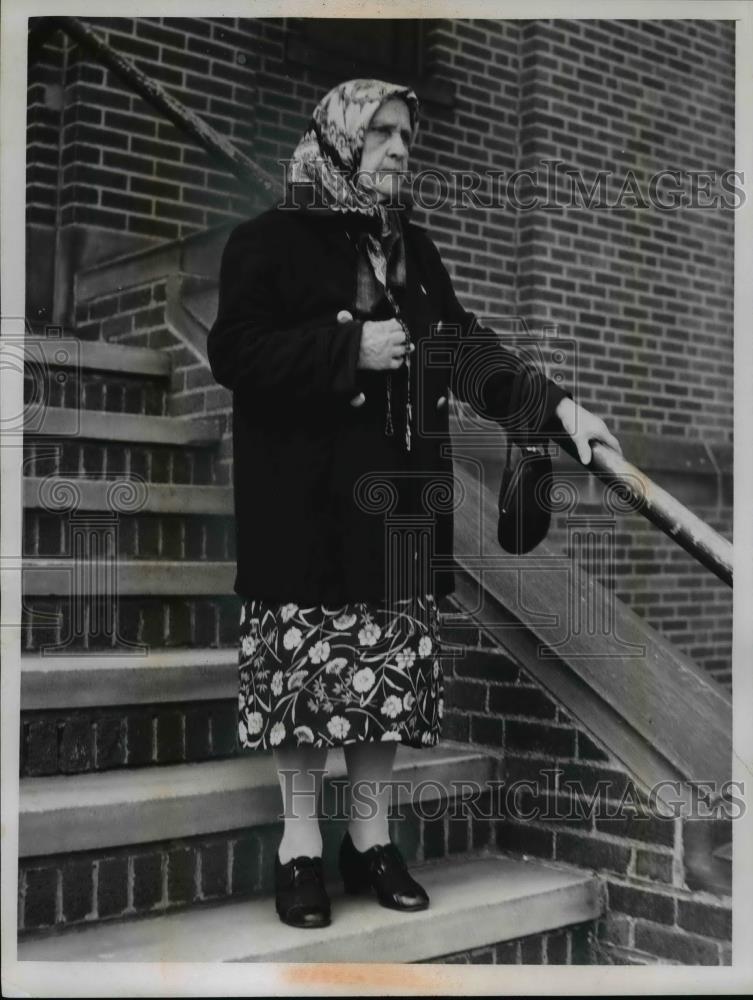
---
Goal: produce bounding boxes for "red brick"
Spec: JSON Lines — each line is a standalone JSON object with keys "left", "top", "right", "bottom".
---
{"left": 607, "top": 880, "right": 675, "bottom": 924}
{"left": 677, "top": 899, "right": 732, "bottom": 941}
{"left": 634, "top": 849, "right": 674, "bottom": 884}
{"left": 556, "top": 831, "right": 631, "bottom": 874}
{"left": 59, "top": 716, "right": 94, "bottom": 773}
{"left": 633, "top": 920, "right": 720, "bottom": 965}
{"left": 199, "top": 841, "right": 228, "bottom": 898}
{"left": 469, "top": 713, "right": 503, "bottom": 747}
{"left": 496, "top": 819, "right": 554, "bottom": 859}
{"left": 155, "top": 709, "right": 184, "bottom": 764}
{"left": 25, "top": 719, "right": 59, "bottom": 776}
{"left": 231, "top": 833, "right": 264, "bottom": 895}
{"left": 494, "top": 939, "right": 520, "bottom": 963}
{"left": 132, "top": 852, "right": 163, "bottom": 911}
{"left": 23, "top": 866, "right": 59, "bottom": 928}
{"left": 489, "top": 684, "right": 557, "bottom": 718}
{"left": 62, "top": 859, "right": 94, "bottom": 922}
{"left": 96, "top": 857, "right": 128, "bottom": 918}
{"left": 167, "top": 847, "right": 196, "bottom": 905}
{"left": 506, "top": 720, "right": 576, "bottom": 757}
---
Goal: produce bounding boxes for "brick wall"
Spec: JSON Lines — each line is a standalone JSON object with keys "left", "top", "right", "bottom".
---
{"left": 26, "top": 16, "right": 734, "bottom": 432}
{"left": 27, "top": 15, "right": 733, "bottom": 679}
{"left": 30, "top": 18, "right": 260, "bottom": 242}
{"left": 543, "top": 496, "right": 733, "bottom": 689}
{"left": 20, "top": 700, "right": 239, "bottom": 776}
{"left": 420, "top": 920, "right": 594, "bottom": 964}
{"left": 509, "top": 19, "right": 734, "bottom": 683}
{"left": 438, "top": 630, "right": 732, "bottom": 966}
{"left": 516, "top": 20, "right": 734, "bottom": 444}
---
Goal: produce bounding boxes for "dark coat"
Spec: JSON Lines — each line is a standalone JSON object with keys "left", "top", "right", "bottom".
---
{"left": 207, "top": 202, "right": 571, "bottom": 605}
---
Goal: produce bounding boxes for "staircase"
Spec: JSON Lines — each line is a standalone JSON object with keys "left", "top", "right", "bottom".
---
{"left": 18, "top": 313, "right": 603, "bottom": 962}
{"left": 17, "top": 17, "right": 735, "bottom": 968}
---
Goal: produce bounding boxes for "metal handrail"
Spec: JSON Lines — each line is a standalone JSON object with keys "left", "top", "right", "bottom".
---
{"left": 554, "top": 435, "right": 733, "bottom": 587}
{"left": 39, "top": 15, "right": 282, "bottom": 199}
{"left": 31, "top": 16, "right": 732, "bottom": 589}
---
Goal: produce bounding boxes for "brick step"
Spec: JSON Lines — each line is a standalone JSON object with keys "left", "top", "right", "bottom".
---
{"left": 23, "top": 335, "right": 172, "bottom": 378}
{"left": 19, "top": 743, "right": 494, "bottom": 858}
{"left": 24, "top": 368, "right": 169, "bottom": 417}
{"left": 17, "top": 852, "right": 601, "bottom": 963}
{"left": 26, "top": 374, "right": 166, "bottom": 420}
{"left": 21, "top": 648, "right": 236, "bottom": 711}
{"left": 23, "top": 439, "right": 219, "bottom": 483}
{"left": 20, "top": 696, "right": 239, "bottom": 777}
{"left": 24, "top": 510, "right": 235, "bottom": 561}
{"left": 23, "top": 336, "right": 172, "bottom": 416}
{"left": 22, "top": 594, "right": 239, "bottom": 653}
{"left": 24, "top": 406, "right": 222, "bottom": 447}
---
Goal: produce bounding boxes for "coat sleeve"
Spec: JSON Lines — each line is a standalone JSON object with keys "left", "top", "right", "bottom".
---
{"left": 207, "top": 215, "right": 364, "bottom": 401}
{"left": 423, "top": 234, "right": 574, "bottom": 439}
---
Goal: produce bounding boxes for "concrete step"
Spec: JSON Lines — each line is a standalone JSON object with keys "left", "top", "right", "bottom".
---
{"left": 74, "top": 221, "right": 235, "bottom": 303}
{"left": 23, "top": 559, "right": 234, "bottom": 596}
{"left": 23, "top": 336, "right": 171, "bottom": 377}
{"left": 19, "top": 743, "right": 493, "bottom": 858}
{"left": 181, "top": 280, "right": 218, "bottom": 331}
{"left": 17, "top": 853, "right": 602, "bottom": 962}
{"left": 21, "top": 648, "right": 236, "bottom": 710}
{"left": 23, "top": 406, "right": 222, "bottom": 446}
{"left": 24, "top": 477, "right": 233, "bottom": 514}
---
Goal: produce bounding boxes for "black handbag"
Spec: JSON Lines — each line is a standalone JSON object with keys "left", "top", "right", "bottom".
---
{"left": 497, "top": 363, "right": 553, "bottom": 554}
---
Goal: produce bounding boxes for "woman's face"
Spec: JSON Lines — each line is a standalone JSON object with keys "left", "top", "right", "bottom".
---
{"left": 357, "top": 98, "right": 412, "bottom": 203}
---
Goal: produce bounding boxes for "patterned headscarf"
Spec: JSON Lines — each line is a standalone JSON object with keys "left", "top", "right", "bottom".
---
{"left": 288, "top": 79, "right": 419, "bottom": 311}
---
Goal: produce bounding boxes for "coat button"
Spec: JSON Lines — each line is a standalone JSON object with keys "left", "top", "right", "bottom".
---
{"left": 337, "top": 309, "right": 354, "bottom": 324}
{"left": 436, "top": 395, "right": 447, "bottom": 410}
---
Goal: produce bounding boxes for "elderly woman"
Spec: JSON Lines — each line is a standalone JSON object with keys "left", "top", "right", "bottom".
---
{"left": 207, "top": 79, "right": 621, "bottom": 929}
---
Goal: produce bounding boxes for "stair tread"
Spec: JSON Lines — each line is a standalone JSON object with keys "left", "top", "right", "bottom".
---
{"left": 24, "top": 478, "right": 233, "bottom": 514}
{"left": 21, "top": 742, "right": 488, "bottom": 808}
{"left": 21, "top": 646, "right": 237, "bottom": 709}
{"left": 19, "top": 741, "right": 496, "bottom": 857}
{"left": 24, "top": 407, "right": 222, "bottom": 445}
{"left": 23, "top": 559, "right": 234, "bottom": 596}
{"left": 23, "top": 336, "right": 171, "bottom": 376}
{"left": 17, "top": 853, "right": 601, "bottom": 963}
{"left": 22, "top": 646, "right": 236, "bottom": 669}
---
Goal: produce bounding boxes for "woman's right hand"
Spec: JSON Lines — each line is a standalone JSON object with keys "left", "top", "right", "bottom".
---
{"left": 357, "top": 319, "right": 416, "bottom": 370}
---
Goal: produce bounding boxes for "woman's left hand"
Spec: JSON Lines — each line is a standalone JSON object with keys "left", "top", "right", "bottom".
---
{"left": 555, "top": 397, "right": 623, "bottom": 465}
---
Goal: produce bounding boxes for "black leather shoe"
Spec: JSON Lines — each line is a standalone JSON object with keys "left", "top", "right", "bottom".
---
{"left": 338, "top": 831, "right": 429, "bottom": 911}
{"left": 274, "top": 852, "right": 331, "bottom": 928}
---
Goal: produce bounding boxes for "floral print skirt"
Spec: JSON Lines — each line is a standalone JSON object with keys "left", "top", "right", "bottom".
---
{"left": 238, "top": 595, "right": 444, "bottom": 750}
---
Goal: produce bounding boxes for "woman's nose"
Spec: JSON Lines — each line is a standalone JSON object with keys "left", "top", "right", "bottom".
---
{"left": 386, "top": 131, "right": 408, "bottom": 161}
